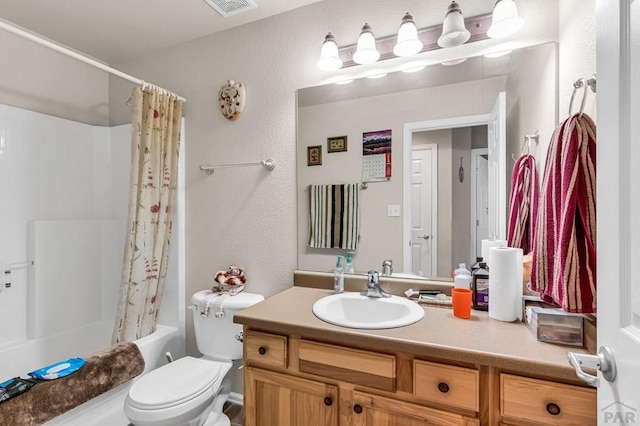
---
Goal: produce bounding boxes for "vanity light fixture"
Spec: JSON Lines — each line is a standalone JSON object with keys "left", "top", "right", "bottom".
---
{"left": 438, "top": 1, "right": 471, "bottom": 48}
{"left": 487, "top": 0, "right": 524, "bottom": 39}
{"left": 353, "top": 23, "right": 380, "bottom": 65}
{"left": 317, "top": 32, "right": 343, "bottom": 71}
{"left": 393, "top": 13, "right": 423, "bottom": 57}
{"left": 318, "top": 12, "right": 493, "bottom": 70}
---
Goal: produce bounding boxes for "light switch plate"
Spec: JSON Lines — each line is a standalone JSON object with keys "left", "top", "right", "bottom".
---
{"left": 387, "top": 204, "right": 401, "bottom": 217}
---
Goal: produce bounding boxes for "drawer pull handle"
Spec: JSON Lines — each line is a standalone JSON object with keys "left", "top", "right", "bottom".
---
{"left": 546, "top": 402, "right": 561, "bottom": 416}
{"left": 353, "top": 404, "right": 363, "bottom": 414}
{"left": 437, "top": 382, "right": 450, "bottom": 393}
{"left": 258, "top": 346, "right": 267, "bottom": 355}
{"left": 324, "top": 397, "right": 333, "bottom": 406}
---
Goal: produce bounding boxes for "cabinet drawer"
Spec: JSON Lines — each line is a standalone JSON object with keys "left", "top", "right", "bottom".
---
{"left": 298, "top": 340, "right": 396, "bottom": 392}
{"left": 500, "top": 374, "right": 596, "bottom": 425}
{"left": 414, "top": 360, "right": 479, "bottom": 412}
{"left": 244, "top": 330, "right": 288, "bottom": 368}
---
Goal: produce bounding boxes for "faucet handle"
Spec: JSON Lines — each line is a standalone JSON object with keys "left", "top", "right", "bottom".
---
{"left": 367, "top": 270, "right": 379, "bottom": 284}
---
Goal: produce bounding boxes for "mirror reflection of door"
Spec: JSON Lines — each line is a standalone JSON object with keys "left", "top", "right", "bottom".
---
{"left": 471, "top": 149, "right": 489, "bottom": 263}
{"left": 403, "top": 92, "right": 505, "bottom": 277}
{"left": 410, "top": 145, "right": 436, "bottom": 277}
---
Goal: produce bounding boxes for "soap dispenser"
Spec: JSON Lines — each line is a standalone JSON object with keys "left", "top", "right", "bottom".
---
{"left": 345, "top": 251, "right": 354, "bottom": 274}
{"left": 334, "top": 255, "right": 344, "bottom": 294}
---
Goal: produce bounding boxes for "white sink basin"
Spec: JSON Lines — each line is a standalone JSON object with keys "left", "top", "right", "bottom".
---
{"left": 312, "top": 292, "right": 424, "bottom": 329}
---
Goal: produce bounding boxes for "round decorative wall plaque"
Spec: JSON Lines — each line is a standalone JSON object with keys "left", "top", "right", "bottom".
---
{"left": 218, "top": 80, "right": 245, "bottom": 121}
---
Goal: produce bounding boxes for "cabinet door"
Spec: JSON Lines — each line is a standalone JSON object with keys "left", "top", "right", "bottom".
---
{"left": 245, "top": 367, "right": 338, "bottom": 426}
{"left": 350, "top": 390, "right": 478, "bottom": 426}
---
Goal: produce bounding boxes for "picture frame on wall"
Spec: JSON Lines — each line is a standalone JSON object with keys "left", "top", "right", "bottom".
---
{"left": 307, "top": 145, "right": 322, "bottom": 166}
{"left": 327, "top": 136, "right": 348, "bottom": 153}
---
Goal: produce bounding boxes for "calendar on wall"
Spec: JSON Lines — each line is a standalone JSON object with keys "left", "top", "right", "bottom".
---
{"left": 362, "top": 129, "right": 392, "bottom": 182}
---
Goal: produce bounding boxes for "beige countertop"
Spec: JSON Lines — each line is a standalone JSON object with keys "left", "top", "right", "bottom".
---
{"left": 235, "top": 286, "right": 592, "bottom": 383}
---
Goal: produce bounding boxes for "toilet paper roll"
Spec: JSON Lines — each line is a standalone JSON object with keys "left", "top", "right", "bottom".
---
{"left": 488, "top": 247, "right": 523, "bottom": 322}
{"left": 481, "top": 239, "right": 507, "bottom": 266}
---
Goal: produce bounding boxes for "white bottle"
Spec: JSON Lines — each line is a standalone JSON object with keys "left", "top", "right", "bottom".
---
{"left": 454, "top": 271, "right": 473, "bottom": 290}
{"left": 454, "top": 263, "right": 471, "bottom": 277}
{"left": 334, "top": 255, "right": 344, "bottom": 294}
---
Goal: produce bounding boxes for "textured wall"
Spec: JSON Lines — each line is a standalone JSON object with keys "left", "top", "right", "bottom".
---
{"left": 106, "top": 0, "right": 561, "bottom": 357}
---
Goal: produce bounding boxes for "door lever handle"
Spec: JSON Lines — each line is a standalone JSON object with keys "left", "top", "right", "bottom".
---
{"left": 418, "top": 235, "right": 430, "bottom": 240}
{"left": 567, "top": 346, "right": 616, "bottom": 388}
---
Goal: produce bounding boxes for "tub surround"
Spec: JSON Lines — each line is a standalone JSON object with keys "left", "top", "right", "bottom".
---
{"left": 235, "top": 286, "right": 597, "bottom": 425}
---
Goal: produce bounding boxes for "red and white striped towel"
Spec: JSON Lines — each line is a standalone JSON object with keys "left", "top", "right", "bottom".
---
{"left": 508, "top": 155, "right": 539, "bottom": 254}
{"left": 531, "top": 113, "right": 597, "bottom": 313}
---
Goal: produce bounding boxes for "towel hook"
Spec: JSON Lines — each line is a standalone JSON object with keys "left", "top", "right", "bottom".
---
{"left": 511, "top": 131, "right": 539, "bottom": 162}
{"left": 569, "top": 78, "right": 589, "bottom": 117}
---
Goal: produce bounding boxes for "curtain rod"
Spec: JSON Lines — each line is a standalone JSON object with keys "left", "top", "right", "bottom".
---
{"left": 0, "top": 18, "right": 186, "bottom": 102}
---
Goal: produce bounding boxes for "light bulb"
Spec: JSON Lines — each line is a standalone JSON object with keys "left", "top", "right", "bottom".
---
{"left": 393, "top": 13, "right": 423, "bottom": 57}
{"left": 487, "top": 0, "right": 524, "bottom": 39}
{"left": 317, "top": 32, "right": 343, "bottom": 71}
{"left": 438, "top": 1, "right": 471, "bottom": 48}
{"left": 353, "top": 23, "right": 380, "bottom": 65}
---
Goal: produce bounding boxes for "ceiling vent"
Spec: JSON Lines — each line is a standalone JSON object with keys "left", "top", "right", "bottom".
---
{"left": 203, "top": 0, "right": 257, "bottom": 17}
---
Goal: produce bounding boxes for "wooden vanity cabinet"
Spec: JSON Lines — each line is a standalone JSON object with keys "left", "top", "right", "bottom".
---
{"left": 350, "top": 390, "right": 478, "bottom": 426}
{"left": 242, "top": 329, "right": 595, "bottom": 426}
{"left": 499, "top": 374, "right": 596, "bottom": 426}
{"left": 244, "top": 367, "right": 338, "bottom": 426}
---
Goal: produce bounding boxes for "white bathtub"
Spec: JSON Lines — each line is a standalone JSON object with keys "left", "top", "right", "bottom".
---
{"left": 0, "top": 321, "right": 183, "bottom": 426}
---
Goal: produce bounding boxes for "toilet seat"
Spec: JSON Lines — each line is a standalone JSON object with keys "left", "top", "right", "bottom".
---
{"left": 126, "top": 356, "right": 230, "bottom": 410}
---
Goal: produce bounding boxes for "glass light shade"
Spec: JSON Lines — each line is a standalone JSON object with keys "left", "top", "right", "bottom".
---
{"left": 393, "top": 13, "right": 423, "bottom": 57}
{"left": 317, "top": 32, "right": 343, "bottom": 71}
{"left": 437, "top": 2, "right": 470, "bottom": 48}
{"left": 353, "top": 23, "right": 380, "bottom": 65}
{"left": 487, "top": 0, "right": 524, "bottom": 39}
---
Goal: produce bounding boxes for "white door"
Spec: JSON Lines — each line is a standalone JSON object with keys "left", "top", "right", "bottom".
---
{"left": 410, "top": 145, "right": 436, "bottom": 277}
{"left": 587, "top": 0, "right": 640, "bottom": 419}
{"left": 487, "top": 92, "right": 507, "bottom": 240}
{"left": 470, "top": 149, "right": 489, "bottom": 263}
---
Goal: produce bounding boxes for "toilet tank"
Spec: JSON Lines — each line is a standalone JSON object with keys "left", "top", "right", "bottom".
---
{"left": 191, "top": 290, "right": 264, "bottom": 360}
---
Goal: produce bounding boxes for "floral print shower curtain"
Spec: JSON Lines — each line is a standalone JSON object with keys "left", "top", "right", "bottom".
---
{"left": 112, "top": 86, "right": 183, "bottom": 343}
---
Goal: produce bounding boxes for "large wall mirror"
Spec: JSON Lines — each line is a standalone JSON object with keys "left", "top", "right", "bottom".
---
{"left": 297, "top": 42, "right": 557, "bottom": 280}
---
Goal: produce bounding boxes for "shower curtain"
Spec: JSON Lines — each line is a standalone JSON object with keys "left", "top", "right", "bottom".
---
{"left": 112, "top": 86, "right": 183, "bottom": 343}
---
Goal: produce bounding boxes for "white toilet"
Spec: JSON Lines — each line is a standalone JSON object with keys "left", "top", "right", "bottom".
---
{"left": 124, "top": 290, "right": 264, "bottom": 426}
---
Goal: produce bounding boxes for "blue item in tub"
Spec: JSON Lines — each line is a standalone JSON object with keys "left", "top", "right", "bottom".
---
{"left": 28, "top": 357, "right": 86, "bottom": 380}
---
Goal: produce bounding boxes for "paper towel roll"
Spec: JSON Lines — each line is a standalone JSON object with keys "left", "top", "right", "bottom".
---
{"left": 481, "top": 239, "right": 507, "bottom": 266}
{"left": 488, "top": 247, "right": 523, "bottom": 322}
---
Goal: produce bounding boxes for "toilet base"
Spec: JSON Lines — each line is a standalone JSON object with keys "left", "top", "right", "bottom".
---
{"left": 203, "top": 412, "right": 230, "bottom": 426}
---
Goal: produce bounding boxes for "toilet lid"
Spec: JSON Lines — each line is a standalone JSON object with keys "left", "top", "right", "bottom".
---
{"left": 127, "top": 357, "right": 225, "bottom": 410}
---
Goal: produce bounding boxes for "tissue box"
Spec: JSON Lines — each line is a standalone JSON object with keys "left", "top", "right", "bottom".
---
{"left": 524, "top": 304, "right": 584, "bottom": 347}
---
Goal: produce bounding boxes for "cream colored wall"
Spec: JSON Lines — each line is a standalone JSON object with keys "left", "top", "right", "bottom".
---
{"left": 559, "top": 0, "right": 597, "bottom": 121}
{"left": 505, "top": 43, "right": 558, "bottom": 177}
{"left": 0, "top": 30, "right": 109, "bottom": 125}
{"left": 105, "top": 0, "right": 562, "bottom": 358}
{"left": 451, "top": 127, "right": 472, "bottom": 269}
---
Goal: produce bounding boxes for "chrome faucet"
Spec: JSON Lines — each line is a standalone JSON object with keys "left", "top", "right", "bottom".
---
{"left": 382, "top": 259, "right": 393, "bottom": 277}
{"left": 361, "top": 270, "right": 391, "bottom": 298}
